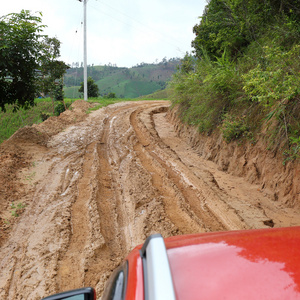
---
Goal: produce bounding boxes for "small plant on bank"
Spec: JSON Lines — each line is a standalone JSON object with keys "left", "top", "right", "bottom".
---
{"left": 25, "top": 171, "right": 36, "bottom": 182}
{"left": 283, "top": 135, "right": 300, "bottom": 164}
{"left": 40, "top": 112, "right": 51, "bottom": 121}
{"left": 11, "top": 202, "right": 26, "bottom": 217}
{"left": 221, "top": 114, "right": 250, "bottom": 143}
{"left": 54, "top": 102, "right": 66, "bottom": 116}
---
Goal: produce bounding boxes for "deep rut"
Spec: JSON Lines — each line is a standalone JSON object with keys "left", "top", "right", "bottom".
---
{"left": 130, "top": 108, "right": 223, "bottom": 233}
{"left": 57, "top": 142, "right": 96, "bottom": 290}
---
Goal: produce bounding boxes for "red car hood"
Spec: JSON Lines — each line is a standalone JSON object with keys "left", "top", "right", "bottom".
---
{"left": 165, "top": 227, "right": 300, "bottom": 300}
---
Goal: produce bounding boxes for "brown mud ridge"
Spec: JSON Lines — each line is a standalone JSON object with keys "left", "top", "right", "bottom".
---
{"left": 0, "top": 100, "right": 299, "bottom": 299}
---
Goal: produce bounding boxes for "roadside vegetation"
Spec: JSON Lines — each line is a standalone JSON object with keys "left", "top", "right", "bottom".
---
{"left": 169, "top": 0, "right": 300, "bottom": 162}
{"left": 0, "top": 10, "right": 69, "bottom": 112}
{"left": 0, "top": 98, "right": 58, "bottom": 143}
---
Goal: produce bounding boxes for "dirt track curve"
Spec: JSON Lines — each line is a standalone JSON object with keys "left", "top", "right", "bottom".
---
{"left": 0, "top": 100, "right": 299, "bottom": 299}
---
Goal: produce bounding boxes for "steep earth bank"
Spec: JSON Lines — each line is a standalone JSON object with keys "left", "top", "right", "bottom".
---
{"left": 168, "top": 108, "right": 300, "bottom": 208}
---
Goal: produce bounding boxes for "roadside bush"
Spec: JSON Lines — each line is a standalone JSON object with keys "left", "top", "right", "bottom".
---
{"left": 106, "top": 92, "right": 116, "bottom": 99}
{"left": 170, "top": 49, "right": 243, "bottom": 134}
{"left": 242, "top": 45, "right": 300, "bottom": 106}
{"left": 40, "top": 112, "right": 51, "bottom": 121}
{"left": 54, "top": 102, "right": 66, "bottom": 116}
{"left": 221, "top": 114, "right": 250, "bottom": 143}
{"left": 205, "top": 50, "right": 242, "bottom": 102}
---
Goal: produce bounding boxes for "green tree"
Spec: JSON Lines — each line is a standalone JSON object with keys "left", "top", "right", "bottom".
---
{"left": 179, "top": 53, "right": 196, "bottom": 74}
{"left": 106, "top": 92, "right": 116, "bottom": 99}
{"left": 79, "top": 77, "right": 99, "bottom": 98}
{"left": 192, "top": 0, "right": 300, "bottom": 61}
{"left": 0, "top": 10, "right": 45, "bottom": 110}
{"left": 192, "top": 0, "right": 255, "bottom": 60}
{"left": 38, "top": 37, "right": 69, "bottom": 113}
{"left": 0, "top": 10, "right": 68, "bottom": 111}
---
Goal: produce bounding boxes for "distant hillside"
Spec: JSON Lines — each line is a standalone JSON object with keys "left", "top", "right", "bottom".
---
{"left": 64, "top": 58, "right": 180, "bottom": 98}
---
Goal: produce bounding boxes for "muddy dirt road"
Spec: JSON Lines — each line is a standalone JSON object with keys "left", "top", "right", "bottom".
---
{"left": 0, "top": 100, "right": 299, "bottom": 299}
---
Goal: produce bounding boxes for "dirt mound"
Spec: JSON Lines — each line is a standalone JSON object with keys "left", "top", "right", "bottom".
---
{"left": 7, "top": 126, "right": 49, "bottom": 146}
{"left": 34, "top": 100, "right": 93, "bottom": 137}
{"left": 70, "top": 99, "right": 94, "bottom": 111}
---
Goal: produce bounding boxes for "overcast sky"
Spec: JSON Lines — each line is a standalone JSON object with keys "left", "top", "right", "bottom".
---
{"left": 2, "top": 0, "right": 206, "bottom": 68}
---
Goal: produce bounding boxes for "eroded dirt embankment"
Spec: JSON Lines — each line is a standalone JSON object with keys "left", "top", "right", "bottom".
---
{"left": 168, "top": 108, "right": 300, "bottom": 208}
{"left": 0, "top": 100, "right": 299, "bottom": 299}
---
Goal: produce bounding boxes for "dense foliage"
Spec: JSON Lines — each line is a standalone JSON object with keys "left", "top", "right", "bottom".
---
{"left": 0, "top": 10, "right": 68, "bottom": 111}
{"left": 170, "top": 0, "right": 300, "bottom": 161}
{"left": 192, "top": 0, "right": 300, "bottom": 59}
{"left": 79, "top": 77, "right": 99, "bottom": 98}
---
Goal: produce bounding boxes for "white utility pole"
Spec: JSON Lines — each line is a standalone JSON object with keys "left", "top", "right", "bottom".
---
{"left": 79, "top": 0, "right": 88, "bottom": 101}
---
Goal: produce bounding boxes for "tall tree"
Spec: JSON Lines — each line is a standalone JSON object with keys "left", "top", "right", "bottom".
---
{"left": 0, "top": 10, "right": 68, "bottom": 111}
{"left": 79, "top": 77, "right": 99, "bottom": 98}
{"left": 38, "top": 37, "right": 69, "bottom": 112}
{"left": 192, "top": 0, "right": 300, "bottom": 61}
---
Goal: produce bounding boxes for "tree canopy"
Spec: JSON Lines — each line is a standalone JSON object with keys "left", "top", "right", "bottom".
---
{"left": 192, "top": 0, "right": 300, "bottom": 60}
{"left": 0, "top": 10, "right": 68, "bottom": 111}
{"left": 79, "top": 77, "right": 99, "bottom": 98}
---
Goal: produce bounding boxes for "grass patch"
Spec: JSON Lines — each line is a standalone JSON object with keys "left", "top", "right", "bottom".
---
{"left": 10, "top": 202, "right": 26, "bottom": 217}
{"left": 0, "top": 98, "right": 75, "bottom": 143}
{"left": 0, "top": 100, "right": 53, "bottom": 143}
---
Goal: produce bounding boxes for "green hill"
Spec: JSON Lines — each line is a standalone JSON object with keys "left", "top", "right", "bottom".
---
{"left": 64, "top": 58, "right": 180, "bottom": 98}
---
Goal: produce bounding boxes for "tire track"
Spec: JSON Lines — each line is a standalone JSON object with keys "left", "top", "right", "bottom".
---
{"left": 57, "top": 142, "right": 97, "bottom": 291}
{"left": 83, "top": 104, "right": 141, "bottom": 294}
{"left": 130, "top": 108, "right": 226, "bottom": 233}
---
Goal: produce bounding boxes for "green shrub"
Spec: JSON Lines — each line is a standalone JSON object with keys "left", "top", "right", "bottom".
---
{"left": 221, "top": 114, "right": 250, "bottom": 143}
{"left": 283, "top": 135, "right": 300, "bottom": 164}
{"left": 40, "top": 112, "right": 51, "bottom": 121}
{"left": 54, "top": 102, "right": 66, "bottom": 116}
{"left": 106, "top": 92, "right": 116, "bottom": 99}
{"left": 169, "top": 49, "right": 243, "bottom": 134}
{"left": 242, "top": 45, "right": 300, "bottom": 106}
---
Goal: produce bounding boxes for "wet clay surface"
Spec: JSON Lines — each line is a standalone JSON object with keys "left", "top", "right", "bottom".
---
{"left": 0, "top": 100, "right": 299, "bottom": 299}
